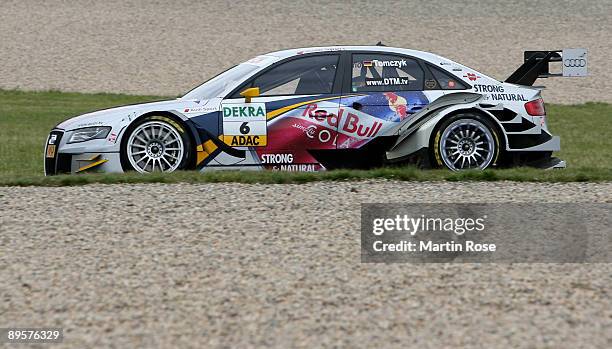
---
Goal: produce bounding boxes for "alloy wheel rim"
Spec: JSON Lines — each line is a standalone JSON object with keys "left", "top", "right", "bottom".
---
{"left": 440, "top": 119, "right": 495, "bottom": 170}
{"left": 127, "top": 121, "right": 184, "bottom": 173}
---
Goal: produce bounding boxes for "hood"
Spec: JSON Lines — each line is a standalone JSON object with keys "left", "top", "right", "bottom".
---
{"left": 55, "top": 98, "right": 207, "bottom": 130}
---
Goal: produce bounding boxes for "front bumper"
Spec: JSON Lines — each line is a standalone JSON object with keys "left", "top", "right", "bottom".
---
{"left": 44, "top": 129, "right": 124, "bottom": 175}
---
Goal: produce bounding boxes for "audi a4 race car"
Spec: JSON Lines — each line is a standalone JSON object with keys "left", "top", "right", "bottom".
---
{"left": 44, "top": 45, "right": 587, "bottom": 175}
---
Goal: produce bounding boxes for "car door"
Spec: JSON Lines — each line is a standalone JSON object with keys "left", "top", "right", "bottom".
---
{"left": 337, "top": 52, "right": 442, "bottom": 149}
{"left": 220, "top": 53, "right": 343, "bottom": 171}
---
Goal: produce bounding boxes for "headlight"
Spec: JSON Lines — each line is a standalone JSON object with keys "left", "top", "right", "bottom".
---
{"left": 67, "top": 126, "right": 111, "bottom": 143}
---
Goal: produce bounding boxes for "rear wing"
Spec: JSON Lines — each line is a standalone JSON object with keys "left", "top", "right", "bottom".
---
{"left": 505, "top": 48, "right": 587, "bottom": 86}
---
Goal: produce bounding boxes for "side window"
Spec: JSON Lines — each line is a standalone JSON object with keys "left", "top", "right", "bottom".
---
{"left": 240, "top": 55, "right": 339, "bottom": 96}
{"left": 428, "top": 65, "right": 469, "bottom": 90}
{"left": 351, "top": 54, "right": 424, "bottom": 92}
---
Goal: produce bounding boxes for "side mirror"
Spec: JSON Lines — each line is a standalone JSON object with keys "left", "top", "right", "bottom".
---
{"left": 240, "top": 87, "right": 260, "bottom": 103}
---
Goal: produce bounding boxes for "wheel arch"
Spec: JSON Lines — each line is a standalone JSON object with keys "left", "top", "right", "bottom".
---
{"left": 119, "top": 110, "right": 200, "bottom": 171}
{"left": 431, "top": 107, "right": 507, "bottom": 150}
{"left": 386, "top": 104, "right": 507, "bottom": 165}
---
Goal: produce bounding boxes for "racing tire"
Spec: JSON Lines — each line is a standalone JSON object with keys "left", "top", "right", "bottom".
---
{"left": 430, "top": 113, "right": 501, "bottom": 171}
{"left": 121, "top": 115, "right": 192, "bottom": 173}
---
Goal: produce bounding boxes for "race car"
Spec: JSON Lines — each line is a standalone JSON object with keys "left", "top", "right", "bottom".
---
{"left": 44, "top": 45, "right": 587, "bottom": 175}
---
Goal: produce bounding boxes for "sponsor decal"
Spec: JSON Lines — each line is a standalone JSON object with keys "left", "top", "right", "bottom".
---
{"left": 257, "top": 150, "right": 320, "bottom": 172}
{"left": 107, "top": 133, "right": 117, "bottom": 143}
{"left": 48, "top": 134, "right": 57, "bottom": 145}
{"left": 275, "top": 164, "right": 317, "bottom": 171}
{"left": 221, "top": 135, "right": 267, "bottom": 146}
{"left": 292, "top": 123, "right": 317, "bottom": 137}
{"left": 463, "top": 73, "right": 480, "bottom": 81}
{"left": 261, "top": 153, "right": 294, "bottom": 164}
{"left": 221, "top": 102, "right": 267, "bottom": 147}
{"left": 75, "top": 121, "right": 103, "bottom": 128}
{"left": 339, "top": 109, "right": 383, "bottom": 137}
{"left": 562, "top": 48, "right": 587, "bottom": 77}
{"left": 563, "top": 58, "right": 586, "bottom": 67}
{"left": 474, "top": 84, "right": 526, "bottom": 102}
{"left": 222, "top": 104, "right": 266, "bottom": 119}
{"left": 246, "top": 55, "right": 276, "bottom": 66}
{"left": 425, "top": 79, "right": 437, "bottom": 89}
{"left": 364, "top": 59, "right": 408, "bottom": 68}
{"left": 361, "top": 59, "right": 407, "bottom": 68}
{"left": 300, "top": 104, "right": 384, "bottom": 138}
{"left": 46, "top": 145, "right": 56, "bottom": 158}
{"left": 487, "top": 93, "right": 527, "bottom": 102}
{"left": 473, "top": 84, "right": 504, "bottom": 93}
{"left": 264, "top": 163, "right": 319, "bottom": 172}
{"left": 383, "top": 92, "right": 409, "bottom": 120}
{"left": 365, "top": 77, "right": 410, "bottom": 86}
{"left": 292, "top": 123, "right": 337, "bottom": 145}
{"left": 183, "top": 106, "right": 216, "bottom": 114}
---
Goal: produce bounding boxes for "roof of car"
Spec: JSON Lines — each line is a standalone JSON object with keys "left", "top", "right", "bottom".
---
{"left": 264, "top": 46, "right": 447, "bottom": 64}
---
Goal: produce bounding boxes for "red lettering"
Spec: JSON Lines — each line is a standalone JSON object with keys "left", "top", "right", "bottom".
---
{"left": 302, "top": 104, "right": 318, "bottom": 117}
{"left": 343, "top": 113, "right": 359, "bottom": 133}
{"left": 356, "top": 124, "right": 371, "bottom": 137}
{"left": 370, "top": 122, "right": 383, "bottom": 137}
{"left": 314, "top": 109, "right": 327, "bottom": 122}
{"left": 327, "top": 112, "right": 338, "bottom": 127}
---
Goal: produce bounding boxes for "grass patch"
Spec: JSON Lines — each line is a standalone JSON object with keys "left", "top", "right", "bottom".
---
{"left": 0, "top": 89, "right": 610, "bottom": 185}
{"left": 1, "top": 167, "right": 611, "bottom": 187}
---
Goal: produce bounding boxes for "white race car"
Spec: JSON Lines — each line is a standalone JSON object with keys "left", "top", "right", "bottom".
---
{"left": 44, "top": 45, "right": 587, "bottom": 175}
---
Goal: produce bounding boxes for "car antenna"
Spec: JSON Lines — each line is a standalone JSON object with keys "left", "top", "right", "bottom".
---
{"left": 376, "top": 41, "right": 386, "bottom": 46}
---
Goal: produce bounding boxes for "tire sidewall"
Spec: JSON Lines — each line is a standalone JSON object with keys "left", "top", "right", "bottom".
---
{"left": 430, "top": 113, "right": 501, "bottom": 170}
{"left": 120, "top": 115, "right": 192, "bottom": 172}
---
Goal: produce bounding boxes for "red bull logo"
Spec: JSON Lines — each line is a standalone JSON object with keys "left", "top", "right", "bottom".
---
{"left": 464, "top": 73, "right": 480, "bottom": 81}
{"left": 338, "top": 109, "right": 383, "bottom": 137}
{"left": 383, "top": 92, "right": 408, "bottom": 120}
{"left": 302, "top": 104, "right": 383, "bottom": 138}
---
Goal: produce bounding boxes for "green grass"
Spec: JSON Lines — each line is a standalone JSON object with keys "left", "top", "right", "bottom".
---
{"left": 1, "top": 167, "right": 611, "bottom": 187}
{"left": 0, "top": 89, "right": 610, "bottom": 186}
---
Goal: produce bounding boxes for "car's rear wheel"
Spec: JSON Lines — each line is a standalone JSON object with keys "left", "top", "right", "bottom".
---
{"left": 122, "top": 116, "right": 191, "bottom": 173}
{"left": 432, "top": 113, "right": 500, "bottom": 171}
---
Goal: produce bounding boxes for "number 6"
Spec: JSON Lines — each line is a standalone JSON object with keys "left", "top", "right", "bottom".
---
{"left": 240, "top": 122, "right": 250, "bottom": 135}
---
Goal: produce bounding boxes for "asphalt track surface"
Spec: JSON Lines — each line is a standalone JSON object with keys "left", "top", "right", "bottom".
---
{"left": 0, "top": 0, "right": 611, "bottom": 103}
{"left": 1, "top": 181, "right": 611, "bottom": 348}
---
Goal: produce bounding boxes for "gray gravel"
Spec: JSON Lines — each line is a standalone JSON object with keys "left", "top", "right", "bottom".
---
{"left": 0, "top": 0, "right": 610, "bottom": 103}
{"left": 1, "top": 181, "right": 611, "bottom": 348}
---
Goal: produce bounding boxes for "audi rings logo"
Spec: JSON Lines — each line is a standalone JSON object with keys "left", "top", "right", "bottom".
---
{"left": 564, "top": 58, "right": 586, "bottom": 68}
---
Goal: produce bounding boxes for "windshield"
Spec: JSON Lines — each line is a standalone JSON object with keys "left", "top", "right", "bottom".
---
{"left": 181, "top": 63, "right": 261, "bottom": 100}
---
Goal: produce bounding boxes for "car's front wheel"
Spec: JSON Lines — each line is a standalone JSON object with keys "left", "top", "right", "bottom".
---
{"left": 122, "top": 116, "right": 191, "bottom": 173}
{"left": 431, "top": 113, "right": 501, "bottom": 171}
